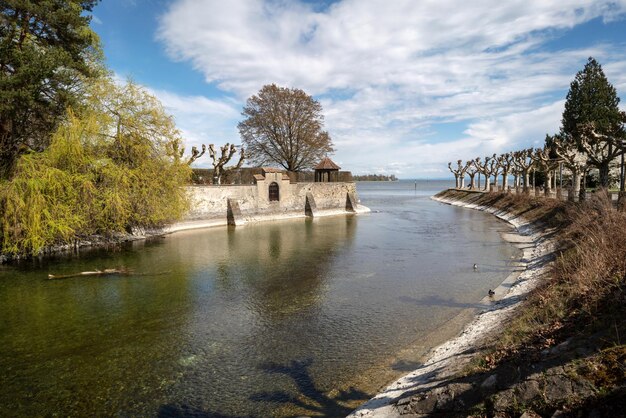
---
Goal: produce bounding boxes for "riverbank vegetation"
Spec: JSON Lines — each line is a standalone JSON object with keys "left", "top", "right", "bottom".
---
{"left": 0, "top": 3, "right": 191, "bottom": 257}
{"left": 0, "top": 78, "right": 191, "bottom": 256}
{"left": 419, "top": 189, "right": 626, "bottom": 417}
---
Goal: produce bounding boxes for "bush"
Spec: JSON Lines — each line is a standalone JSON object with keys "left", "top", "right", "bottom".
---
{"left": 0, "top": 79, "right": 191, "bottom": 256}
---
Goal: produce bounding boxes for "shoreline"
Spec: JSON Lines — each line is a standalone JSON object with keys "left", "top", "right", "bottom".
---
{"left": 347, "top": 190, "right": 556, "bottom": 417}
{"left": 164, "top": 205, "right": 370, "bottom": 234}
{"left": 0, "top": 205, "right": 370, "bottom": 264}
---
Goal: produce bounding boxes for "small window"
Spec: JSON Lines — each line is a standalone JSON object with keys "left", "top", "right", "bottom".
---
{"left": 269, "top": 182, "right": 280, "bottom": 201}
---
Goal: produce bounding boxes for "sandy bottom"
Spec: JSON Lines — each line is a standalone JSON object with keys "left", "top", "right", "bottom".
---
{"left": 347, "top": 194, "right": 555, "bottom": 418}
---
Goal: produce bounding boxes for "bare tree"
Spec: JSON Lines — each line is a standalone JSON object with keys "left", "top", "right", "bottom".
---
{"left": 238, "top": 84, "right": 334, "bottom": 171}
{"left": 186, "top": 144, "right": 206, "bottom": 165}
{"left": 474, "top": 157, "right": 491, "bottom": 192}
{"left": 208, "top": 143, "right": 245, "bottom": 185}
{"left": 466, "top": 161, "right": 479, "bottom": 190}
{"left": 448, "top": 160, "right": 471, "bottom": 188}
{"left": 512, "top": 149, "right": 535, "bottom": 194}
{"left": 532, "top": 147, "right": 560, "bottom": 197}
{"left": 487, "top": 155, "right": 500, "bottom": 192}
{"left": 498, "top": 153, "right": 514, "bottom": 192}
{"left": 548, "top": 134, "right": 588, "bottom": 201}
{"left": 448, "top": 161, "right": 461, "bottom": 188}
{"left": 578, "top": 121, "right": 625, "bottom": 188}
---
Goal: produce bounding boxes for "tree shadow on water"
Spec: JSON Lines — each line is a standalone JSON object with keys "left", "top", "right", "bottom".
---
{"left": 157, "top": 403, "right": 253, "bottom": 418}
{"left": 157, "top": 358, "right": 370, "bottom": 418}
{"left": 249, "top": 358, "right": 370, "bottom": 417}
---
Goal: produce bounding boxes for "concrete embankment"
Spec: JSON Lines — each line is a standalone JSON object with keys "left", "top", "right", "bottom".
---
{"left": 348, "top": 189, "right": 557, "bottom": 418}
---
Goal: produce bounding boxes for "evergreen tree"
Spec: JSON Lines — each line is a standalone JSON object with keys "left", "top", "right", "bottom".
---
{"left": 560, "top": 57, "right": 625, "bottom": 188}
{"left": 0, "top": 0, "right": 101, "bottom": 179}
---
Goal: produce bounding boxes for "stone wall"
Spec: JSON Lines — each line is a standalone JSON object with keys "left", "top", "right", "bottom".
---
{"left": 184, "top": 181, "right": 363, "bottom": 224}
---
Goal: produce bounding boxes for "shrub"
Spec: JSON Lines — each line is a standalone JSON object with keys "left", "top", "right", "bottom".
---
{"left": 0, "top": 79, "right": 191, "bottom": 256}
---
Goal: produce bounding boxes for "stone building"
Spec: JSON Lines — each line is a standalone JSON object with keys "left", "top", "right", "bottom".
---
{"left": 314, "top": 157, "right": 341, "bottom": 182}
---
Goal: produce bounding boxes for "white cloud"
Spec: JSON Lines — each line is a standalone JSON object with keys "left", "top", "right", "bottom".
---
{"left": 156, "top": 0, "right": 626, "bottom": 176}
{"left": 149, "top": 89, "right": 242, "bottom": 166}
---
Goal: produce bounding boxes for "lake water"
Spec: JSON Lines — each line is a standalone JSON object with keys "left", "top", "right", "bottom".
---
{"left": 0, "top": 180, "right": 521, "bottom": 417}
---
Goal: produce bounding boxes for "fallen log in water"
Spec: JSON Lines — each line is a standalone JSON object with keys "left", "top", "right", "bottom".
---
{"left": 47, "top": 268, "right": 132, "bottom": 280}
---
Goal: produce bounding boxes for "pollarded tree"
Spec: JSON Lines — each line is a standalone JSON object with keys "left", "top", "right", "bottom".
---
{"left": 474, "top": 157, "right": 490, "bottom": 191}
{"left": 448, "top": 160, "right": 470, "bottom": 188}
{"left": 484, "top": 154, "right": 500, "bottom": 192}
{"left": 238, "top": 84, "right": 334, "bottom": 172}
{"left": 466, "top": 161, "right": 479, "bottom": 190}
{"left": 498, "top": 153, "right": 514, "bottom": 191}
{"left": 547, "top": 133, "right": 588, "bottom": 201}
{"left": 512, "top": 149, "right": 535, "bottom": 193}
{"left": 532, "top": 146, "right": 560, "bottom": 197}
{"left": 561, "top": 57, "right": 625, "bottom": 188}
{"left": 0, "top": 0, "right": 102, "bottom": 179}
{"left": 208, "top": 143, "right": 245, "bottom": 185}
{"left": 448, "top": 161, "right": 460, "bottom": 188}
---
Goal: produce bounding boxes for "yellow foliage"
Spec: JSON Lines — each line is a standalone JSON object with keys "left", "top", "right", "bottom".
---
{"left": 0, "top": 78, "right": 191, "bottom": 256}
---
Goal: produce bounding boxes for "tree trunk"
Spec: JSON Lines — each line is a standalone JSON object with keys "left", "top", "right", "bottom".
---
{"left": 569, "top": 171, "right": 580, "bottom": 202}
{"left": 579, "top": 172, "right": 587, "bottom": 201}
{"left": 618, "top": 192, "right": 626, "bottom": 212}
{"left": 460, "top": 175, "right": 465, "bottom": 189}
{"left": 502, "top": 170, "right": 509, "bottom": 192}
{"left": 598, "top": 162, "right": 610, "bottom": 188}
{"left": 544, "top": 170, "right": 553, "bottom": 197}
{"left": 484, "top": 174, "right": 491, "bottom": 192}
{"left": 469, "top": 173, "right": 476, "bottom": 190}
{"left": 523, "top": 170, "right": 530, "bottom": 194}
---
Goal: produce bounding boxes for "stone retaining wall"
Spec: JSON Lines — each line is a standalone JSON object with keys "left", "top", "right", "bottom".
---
{"left": 185, "top": 181, "right": 362, "bottom": 224}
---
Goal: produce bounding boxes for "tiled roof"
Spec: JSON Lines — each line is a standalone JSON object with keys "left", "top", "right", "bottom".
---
{"left": 315, "top": 157, "right": 341, "bottom": 170}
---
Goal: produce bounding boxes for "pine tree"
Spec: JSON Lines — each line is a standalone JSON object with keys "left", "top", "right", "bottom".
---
{"left": 560, "top": 57, "right": 625, "bottom": 188}
{"left": 0, "top": 0, "right": 101, "bottom": 179}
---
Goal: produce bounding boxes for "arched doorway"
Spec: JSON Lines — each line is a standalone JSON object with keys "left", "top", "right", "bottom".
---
{"left": 269, "top": 182, "right": 279, "bottom": 201}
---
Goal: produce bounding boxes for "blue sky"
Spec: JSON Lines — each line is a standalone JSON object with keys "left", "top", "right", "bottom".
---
{"left": 90, "top": 0, "right": 626, "bottom": 178}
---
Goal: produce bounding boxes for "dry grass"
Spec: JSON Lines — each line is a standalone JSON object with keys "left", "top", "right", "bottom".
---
{"left": 457, "top": 191, "right": 626, "bottom": 374}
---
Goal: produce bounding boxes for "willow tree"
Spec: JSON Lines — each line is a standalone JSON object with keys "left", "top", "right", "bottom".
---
{"left": 0, "top": 0, "right": 102, "bottom": 179}
{"left": 561, "top": 57, "right": 625, "bottom": 188}
{"left": 238, "top": 84, "right": 334, "bottom": 171}
{"left": 0, "top": 77, "right": 191, "bottom": 256}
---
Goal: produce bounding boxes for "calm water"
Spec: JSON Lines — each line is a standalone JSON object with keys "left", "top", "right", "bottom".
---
{"left": 0, "top": 180, "right": 520, "bottom": 417}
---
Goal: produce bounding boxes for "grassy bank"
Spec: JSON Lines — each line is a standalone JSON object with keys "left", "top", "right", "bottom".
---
{"left": 396, "top": 189, "right": 625, "bottom": 417}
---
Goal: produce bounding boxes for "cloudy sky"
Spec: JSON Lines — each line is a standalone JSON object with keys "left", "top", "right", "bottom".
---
{"left": 92, "top": 0, "right": 626, "bottom": 178}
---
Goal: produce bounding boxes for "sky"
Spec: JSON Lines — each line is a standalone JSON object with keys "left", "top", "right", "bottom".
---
{"left": 90, "top": 0, "right": 626, "bottom": 178}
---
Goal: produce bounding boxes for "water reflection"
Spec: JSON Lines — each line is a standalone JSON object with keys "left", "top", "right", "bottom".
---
{"left": 0, "top": 181, "right": 519, "bottom": 417}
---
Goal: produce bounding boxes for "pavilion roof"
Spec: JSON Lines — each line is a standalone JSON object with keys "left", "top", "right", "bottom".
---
{"left": 315, "top": 157, "right": 340, "bottom": 170}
